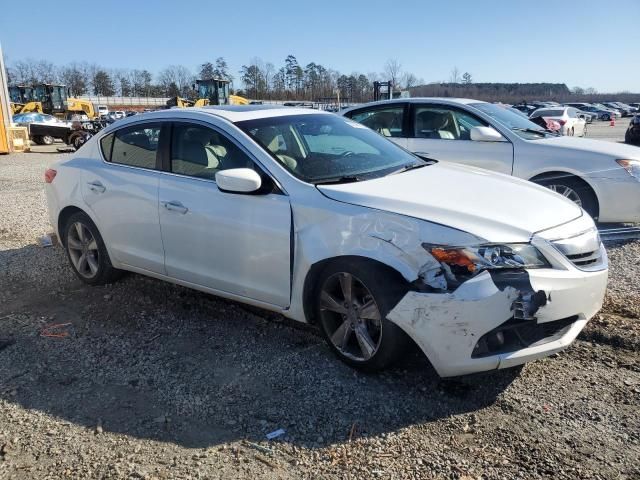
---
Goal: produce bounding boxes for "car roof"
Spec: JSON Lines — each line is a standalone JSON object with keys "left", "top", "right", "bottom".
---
{"left": 105, "top": 105, "right": 331, "bottom": 126}
{"left": 345, "top": 97, "right": 485, "bottom": 109}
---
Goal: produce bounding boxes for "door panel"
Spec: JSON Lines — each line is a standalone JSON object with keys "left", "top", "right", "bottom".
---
{"left": 157, "top": 121, "right": 291, "bottom": 307}
{"left": 82, "top": 124, "right": 165, "bottom": 273}
{"left": 158, "top": 175, "right": 291, "bottom": 307}
{"left": 407, "top": 104, "right": 514, "bottom": 174}
{"left": 81, "top": 163, "right": 165, "bottom": 273}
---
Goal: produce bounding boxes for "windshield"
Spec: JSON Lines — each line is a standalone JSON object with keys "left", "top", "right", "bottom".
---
{"left": 237, "top": 114, "right": 425, "bottom": 184}
{"left": 470, "top": 102, "right": 550, "bottom": 139}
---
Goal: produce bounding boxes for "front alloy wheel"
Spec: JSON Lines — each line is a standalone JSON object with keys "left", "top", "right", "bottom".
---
{"left": 319, "top": 272, "right": 383, "bottom": 361}
{"left": 315, "top": 259, "right": 409, "bottom": 371}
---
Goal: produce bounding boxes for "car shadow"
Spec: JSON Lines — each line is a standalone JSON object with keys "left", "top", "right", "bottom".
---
{"left": 0, "top": 244, "right": 520, "bottom": 449}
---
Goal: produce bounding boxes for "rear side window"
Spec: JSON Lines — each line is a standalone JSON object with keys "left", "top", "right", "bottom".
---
{"left": 100, "top": 134, "right": 114, "bottom": 161}
{"left": 348, "top": 106, "right": 405, "bottom": 137}
{"left": 110, "top": 124, "right": 161, "bottom": 169}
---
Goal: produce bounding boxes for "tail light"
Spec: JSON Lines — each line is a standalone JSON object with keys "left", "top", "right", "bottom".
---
{"left": 45, "top": 169, "right": 57, "bottom": 183}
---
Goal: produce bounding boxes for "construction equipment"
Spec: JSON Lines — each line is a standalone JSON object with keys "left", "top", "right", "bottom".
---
{"left": 33, "top": 83, "right": 67, "bottom": 115}
{"left": 9, "top": 85, "right": 43, "bottom": 114}
{"left": 10, "top": 83, "right": 110, "bottom": 120}
{"left": 66, "top": 97, "right": 97, "bottom": 119}
{"left": 373, "top": 81, "right": 393, "bottom": 101}
{"left": 166, "top": 78, "right": 249, "bottom": 109}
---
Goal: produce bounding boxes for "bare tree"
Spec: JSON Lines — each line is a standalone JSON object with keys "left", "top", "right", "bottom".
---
{"left": 462, "top": 72, "right": 472, "bottom": 84}
{"left": 159, "top": 65, "right": 193, "bottom": 96}
{"left": 383, "top": 59, "right": 402, "bottom": 88}
{"left": 449, "top": 66, "right": 461, "bottom": 84}
{"left": 401, "top": 72, "right": 418, "bottom": 89}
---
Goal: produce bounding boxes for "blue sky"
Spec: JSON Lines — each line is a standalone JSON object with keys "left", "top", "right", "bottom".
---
{"left": 1, "top": 0, "right": 639, "bottom": 92}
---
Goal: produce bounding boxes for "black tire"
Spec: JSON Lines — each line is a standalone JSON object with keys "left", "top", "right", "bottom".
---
{"left": 41, "top": 135, "right": 54, "bottom": 145}
{"left": 32, "top": 136, "right": 44, "bottom": 145}
{"left": 603, "top": 113, "right": 611, "bottom": 121}
{"left": 63, "top": 211, "right": 123, "bottom": 285}
{"left": 314, "top": 258, "right": 409, "bottom": 371}
{"left": 535, "top": 176, "right": 598, "bottom": 219}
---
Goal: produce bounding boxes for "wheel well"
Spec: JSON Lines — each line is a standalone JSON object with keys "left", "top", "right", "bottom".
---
{"left": 57, "top": 206, "right": 85, "bottom": 245}
{"left": 529, "top": 171, "right": 599, "bottom": 218}
{"left": 301, "top": 255, "right": 408, "bottom": 325}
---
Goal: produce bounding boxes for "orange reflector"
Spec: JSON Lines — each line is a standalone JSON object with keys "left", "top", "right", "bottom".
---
{"left": 45, "top": 169, "right": 57, "bottom": 183}
{"left": 431, "top": 248, "right": 476, "bottom": 272}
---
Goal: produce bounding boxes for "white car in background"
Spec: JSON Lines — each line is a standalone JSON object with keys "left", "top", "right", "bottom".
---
{"left": 97, "top": 105, "right": 109, "bottom": 117}
{"left": 44, "top": 106, "right": 608, "bottom": 377}
{"left": 342, "top": 98, "right": 640, "bottom": 222}
{"left": 530, "top": 107, "right": 587, "bottom": 136}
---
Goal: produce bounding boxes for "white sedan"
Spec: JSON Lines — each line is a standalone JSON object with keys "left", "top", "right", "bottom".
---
{"left": 529, "top": 107, "right": 586, "bottom": 137}
{"left": 342, "top": 98, "right": 640, "bottom": 222}
{"left": 45, "top": 106, "right": 607, "bottom": 377}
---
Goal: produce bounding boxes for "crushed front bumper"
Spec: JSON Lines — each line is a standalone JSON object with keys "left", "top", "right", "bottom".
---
{"left": 387, "top": 265, "right": 608, "bottom": 377}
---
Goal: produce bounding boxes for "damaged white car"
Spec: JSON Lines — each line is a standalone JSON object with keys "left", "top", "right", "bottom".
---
{"left": 45, "top": 106, "right": 608, "bottom": 377}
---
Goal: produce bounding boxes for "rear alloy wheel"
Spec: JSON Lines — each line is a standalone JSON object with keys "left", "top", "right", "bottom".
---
{"left": 536, "top": 176, "right": 598, "bottom": 219}
{"left": 41, "top": 135, "right": 54, "bottom": 145}
{"left": 64, "top": 212, "right": 122, "bottom": 285}
{"left": 315, "top": 259, "right": 409, "bottom": 371}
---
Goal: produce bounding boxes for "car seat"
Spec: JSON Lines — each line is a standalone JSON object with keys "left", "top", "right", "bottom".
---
{"left": 253, "top": 126, "right": 298, "bottom": 172}
{"left": 415, "top": 111, "right": 456, "bottom": 139}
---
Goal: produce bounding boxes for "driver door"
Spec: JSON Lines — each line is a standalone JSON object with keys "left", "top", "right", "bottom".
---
{"left": 158, "top": 121, "right": 292, "bottom": 307}
{"left": 406, "top": 103, "right": 514, "bottom": 174}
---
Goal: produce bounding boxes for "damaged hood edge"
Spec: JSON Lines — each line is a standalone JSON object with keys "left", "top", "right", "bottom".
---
{"left": 318, "top": 163, "right": 583, "bottom": 243}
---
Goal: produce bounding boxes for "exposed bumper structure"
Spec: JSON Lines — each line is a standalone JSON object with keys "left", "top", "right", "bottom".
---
{"left": 387, "top": 265, "right": 608, "bottom": 377}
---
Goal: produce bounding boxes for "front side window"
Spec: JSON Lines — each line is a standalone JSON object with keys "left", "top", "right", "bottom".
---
{"left": 349, "top": 106, "right": 405, "bottom": 137}
{"left": 413, "top": 106, "right": 487, "bottom": 140}
{"left": 470, "top": 102, "right": 554, "bottom": 140}
{"left": 110, "top": 124, "right": 160, "bottom": 169}
{"left": 237, "top": 114, "right": 424, "bottom": 184}
{"left": 170, "top": 123, "right": 254, "bottom": 180}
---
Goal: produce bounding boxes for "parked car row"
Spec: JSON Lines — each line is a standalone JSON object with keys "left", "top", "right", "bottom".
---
{"left": 513, "top": 100, "right": 638, "bottom": 122}
{"left": 44, "top": 102, "right": 638, "bottom": 378}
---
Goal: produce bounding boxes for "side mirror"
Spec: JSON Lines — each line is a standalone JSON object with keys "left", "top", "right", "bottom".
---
{"left": 215, "top": 168, "right": 262, "bottom": 193}
{"left": 470, "top": 126, "right": 506, "bottom": 142}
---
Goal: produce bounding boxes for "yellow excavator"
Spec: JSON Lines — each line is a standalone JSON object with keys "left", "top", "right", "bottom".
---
{"left": 166, "top": 78, "right": 249, "bottom": 109}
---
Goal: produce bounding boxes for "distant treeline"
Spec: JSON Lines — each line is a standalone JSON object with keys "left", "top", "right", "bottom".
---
{"left": 409, "top": 82, "right": 640, "bottom": 104}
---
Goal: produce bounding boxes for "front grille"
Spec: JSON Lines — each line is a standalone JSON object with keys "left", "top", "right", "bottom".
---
{"left": 550, "top": 227, "right": 604, "bottom": 270}
{"left": 472, "top": 316, "right": 578, "bottom": 358}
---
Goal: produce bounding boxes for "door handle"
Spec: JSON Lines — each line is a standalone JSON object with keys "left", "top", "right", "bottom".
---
{"left": 87, "top": 181, "right": 106, "bottom": 193}
{"left": 162, "top": 201, "right": 188, "bottom": 214}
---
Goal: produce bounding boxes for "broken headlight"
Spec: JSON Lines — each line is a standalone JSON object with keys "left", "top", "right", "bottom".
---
{"left": 424, "top": 243, "right": 550, "bottom": 276}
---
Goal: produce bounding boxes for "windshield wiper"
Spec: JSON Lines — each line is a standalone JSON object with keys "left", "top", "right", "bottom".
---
{"left": 389, "top": 162, "right": 429, "bottom": 175}
{"left": 511, "top": 127, "right": 555, "bottom": 137}
{"left": 313, "top": 175, "right": 362, "bottom": 185}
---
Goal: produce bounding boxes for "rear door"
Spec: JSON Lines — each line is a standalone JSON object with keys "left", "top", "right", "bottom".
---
{"left": 344, "top": 103, "right": 409, "bottom": 148}
{"left": 406, "top": 103, "right": 514, "bottom": 174}
{"left": 82, "top": 122, "right": 166, "bottom": 274}
{"left": 157, "top": 120, "right": 291, "bottom": 307}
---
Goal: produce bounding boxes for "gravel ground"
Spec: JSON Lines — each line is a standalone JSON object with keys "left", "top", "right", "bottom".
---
{"left": 0, "top": 152, "right": 638, "bottom": 480}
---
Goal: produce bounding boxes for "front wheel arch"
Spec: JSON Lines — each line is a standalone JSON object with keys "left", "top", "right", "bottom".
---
{"left": 529, "top": 171, "right": 599, "bottom": 219}
{"left": 302, "top": 255, "right": 409, "bottom": 325}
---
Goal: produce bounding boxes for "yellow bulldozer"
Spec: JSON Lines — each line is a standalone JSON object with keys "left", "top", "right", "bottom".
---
{"left": 166, "top": 78, "right": 249, "bottom": 109}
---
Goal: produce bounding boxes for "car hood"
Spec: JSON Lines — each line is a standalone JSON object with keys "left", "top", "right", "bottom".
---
{"left": 532, "top": 136, "right": 640, "bottom": 158}
{"left": 318, "top": 162, "right": 583, "bottom": 243}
